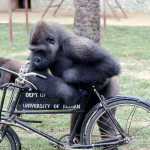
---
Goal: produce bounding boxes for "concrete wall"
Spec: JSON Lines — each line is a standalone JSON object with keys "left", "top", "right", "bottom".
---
{"left": 0, "top": 1, "right": 9, "bottom": 12}
{"left": 120, "top": 0, "right": 150, "bottom": 13}
{"left": 31, "top": 0, "right": 73, "bottom": 15}
{"left": 30, "top": 0, "right": 150, "bottom": 14}
{"left": 0, "top": 0, "right": 150, "bottom": 13}
{"left": 100, "top": 0, "right": 150, "bottom": 13}
{"left": 0, "top": 0, "right": 17, "bottom": 12}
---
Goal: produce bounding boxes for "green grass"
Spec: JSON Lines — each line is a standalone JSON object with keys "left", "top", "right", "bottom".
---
{"left": 0, "top": 23, "right": 150, "bottom": 149}
{"left": 0, "top": 23, "right": 33, "bottom": 59}
{"left": 101, "top": 26, "right": 150, "bottom": 60}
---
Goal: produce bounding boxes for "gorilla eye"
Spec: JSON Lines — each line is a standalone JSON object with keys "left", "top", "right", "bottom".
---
{"left": 45, "top": 37, "right": 55, "bottom": 45}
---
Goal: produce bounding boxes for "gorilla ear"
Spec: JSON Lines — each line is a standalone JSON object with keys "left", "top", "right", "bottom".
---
{"left": 45, "top": 37, "right": 55, "bottom": 45}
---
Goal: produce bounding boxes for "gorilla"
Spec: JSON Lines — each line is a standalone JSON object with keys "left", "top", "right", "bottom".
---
{"left": 0, "top": 57, "right": 25, "bottom": 86}
{"left": 28, "top": 20, "right": 120, "bottom": 143}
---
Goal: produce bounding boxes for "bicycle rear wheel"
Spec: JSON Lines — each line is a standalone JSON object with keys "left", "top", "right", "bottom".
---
{"left": 0, "top": 130, "right": 16, "bottom": 150}
{"left": 86, "top": 99, "right": 150, "bottom": 150}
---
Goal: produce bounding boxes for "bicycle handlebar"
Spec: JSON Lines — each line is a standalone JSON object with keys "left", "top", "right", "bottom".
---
{"left": 0, "top": 67, "right": 47, "bottom": 80}
{"left": 0, "top": 67, "right": 19, "bottom": 77}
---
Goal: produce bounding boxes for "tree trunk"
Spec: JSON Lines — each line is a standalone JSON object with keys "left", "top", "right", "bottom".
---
{"left": 73, "top": 0, "right": 100, "bottom": 43}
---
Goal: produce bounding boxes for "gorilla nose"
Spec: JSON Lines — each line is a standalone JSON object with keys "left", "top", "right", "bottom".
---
{"left": 33, "top": 56, "right": 41, "bottom": 64}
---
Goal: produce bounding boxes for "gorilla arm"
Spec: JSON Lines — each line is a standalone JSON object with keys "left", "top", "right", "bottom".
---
{"left": 62, "top": 37, "right": 120, "bottom": 85}
{"left": 62, "top": 61, "right": 119, "bottom": 85}
{"left": 28, "top": 70, "right": 80, "bottom": 105}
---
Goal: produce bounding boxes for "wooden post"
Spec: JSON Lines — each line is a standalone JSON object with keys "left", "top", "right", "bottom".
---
{"left": 103, "top": 0, "right": 106, "bottom": 37}
{"left": 25, "top": 0, "right": 29, "bottom": 33}
{"left": 9, "top": 0, "right": 12, "bottom": 46}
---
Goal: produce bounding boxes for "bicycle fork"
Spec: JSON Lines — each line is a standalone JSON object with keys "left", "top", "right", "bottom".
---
{"left": 93, "top": 85, "right": 126, "bottom": 139}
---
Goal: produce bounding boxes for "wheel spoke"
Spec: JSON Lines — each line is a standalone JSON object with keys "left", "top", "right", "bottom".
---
{"left": 125, "top": 105, "right": 137, "bottom": 134}
{"left": 131, "top": 124, "right": 150, "bottom": 135}
{"left": 97, "top": 117, "right": 116, "bottom": 131}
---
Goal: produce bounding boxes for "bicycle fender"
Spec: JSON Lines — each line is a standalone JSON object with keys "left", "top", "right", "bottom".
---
{"left": 105, "top": 95, "right": 150, "bottom": 107}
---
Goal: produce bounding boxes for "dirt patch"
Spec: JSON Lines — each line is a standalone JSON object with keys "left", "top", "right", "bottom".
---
{"left": 101, "top": 12, "right": 150, "bottom": 26}
{"left": 0, "top": 11, "right": 74, "bottom": 25}
{"left": 121, "top": 62, "right": 150, "bottom": 79}
{"left": 122, "top": 69, "right": 150, "bottom": 80}
{"left": 0, "top": 11, "right": 150, "bottom": 26}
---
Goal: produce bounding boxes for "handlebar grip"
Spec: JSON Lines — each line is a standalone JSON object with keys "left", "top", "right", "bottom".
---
{"left": 35, "top": 74, "right": 47, "bottom": 80}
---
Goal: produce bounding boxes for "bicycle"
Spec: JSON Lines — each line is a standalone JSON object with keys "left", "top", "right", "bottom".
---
{"left": 0, "top": 61, "right": 150, "bottom": 150}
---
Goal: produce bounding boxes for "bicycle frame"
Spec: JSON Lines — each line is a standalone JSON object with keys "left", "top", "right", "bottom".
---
{"left": 0, "top": 64, "right": 128, "bottom": 149}
{"left": 0, "top": 83, "right": 127, "bottom": 149}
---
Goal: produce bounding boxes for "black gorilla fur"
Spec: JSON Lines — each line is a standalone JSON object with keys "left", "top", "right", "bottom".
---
{"left": 29, "top": 21, "right": 120, "bottom": 86}
{"left": 28, "top": 20, "right": 120, "bottom": 136}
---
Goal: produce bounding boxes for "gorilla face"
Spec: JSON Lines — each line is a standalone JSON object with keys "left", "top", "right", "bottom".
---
{"left": 28, "top": 20, "right": 60, "bottom": 68}
{"left": 31, "top": 51, "right": 50, "bottom": 70}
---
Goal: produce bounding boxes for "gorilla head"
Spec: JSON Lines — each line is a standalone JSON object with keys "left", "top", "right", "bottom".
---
{"left": 28, "top": 20, "right": 73, "bottom": 70}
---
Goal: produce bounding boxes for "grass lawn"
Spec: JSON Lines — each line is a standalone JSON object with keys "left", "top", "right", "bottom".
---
{"left": 0, "top": 23, "right": 150, "bottom": 149}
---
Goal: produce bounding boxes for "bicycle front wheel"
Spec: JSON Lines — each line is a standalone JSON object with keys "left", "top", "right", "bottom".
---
{"left": 0, "top": 131, "right": 16, "bottom": 150}
{"left": 86, "top": 98, "right": 150, "bottom": 150}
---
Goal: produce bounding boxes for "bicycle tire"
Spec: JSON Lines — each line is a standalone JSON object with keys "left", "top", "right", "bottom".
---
{"left": 0, "top": 131, "right": 17, "bottom": 150}
{"left": 8, "top": 127, "right": 22, "bottom": 150}
{"left": 86, "top": 99, "right": 150, "bottom": 149}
